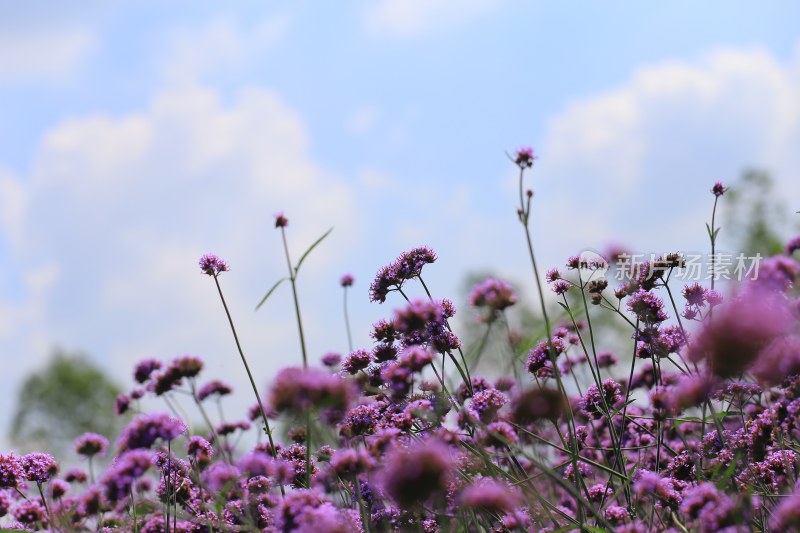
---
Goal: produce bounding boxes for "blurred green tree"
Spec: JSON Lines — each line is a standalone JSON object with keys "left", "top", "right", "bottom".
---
{"left": 9, "top": 350, "right": 124, "bottom": 457}
{"left": 722, "top": 169, "right": 793, "bottom": 257}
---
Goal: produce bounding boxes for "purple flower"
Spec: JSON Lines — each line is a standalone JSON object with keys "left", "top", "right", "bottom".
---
{"left": 460, "top": 478, "right": 522, "bottom": 514}
{"left": 604, "top": 505, "right": 630, "bottom": 524}
{"left": 770, "top": 487, "right": 800, "bottom": 530}
{"left": 552, "top": 280, "right": 571, "bottom": 295}
{"left": 340, "top": 273, "right": 354, "bottom": 287}
{"left": 12, "top": 499, "right": 47, "bottom": 526}
{"left": 199, "top": 253, "right": 229, "bottom": 276}
{"left": 680, "top": 482, "right": 735, "bottom": 532}
{"left": 186, "top": 436, "right": 214, "bottom": 465}
{"left": 100, "top": 449, "right": 153, "bottom": 504}
{"left": 682, "top": 282, "right": 707, "bottom": 306}
{"left": 133, "top": 358, "right": 162, "bottom": 383}
{"left": 753, "top": 255, "right": 799, "bottom": 292}
{"left": 752, "top": 335, "right": 800, "bottom": 387}
{"left": 341, "top": 349, "right": 372, "bottom": 374}
{"left": 511, "top": 387, "right": 565, "bottom": 423}
{"left": 0, "top": 453, "right": 24, "bottom": 489}
{"left": 49, "top": 479, "right": 69, "bottom": 499}
{"left": 321, "top": 351, "right": 341, "bottom": 367}
{"left": 0, "top": 489, "right": 10, "bottom": 517}
{"left": 689, "top": 287, "right": 793, "bottom": 378}
{"left": 514, "top": 146, "right": 537, "bottom": 168}
{"left": 469, "top": 278, "right": 518, "bottom": 315}
{"left": 580, "top": 379, "right": 623, "bottom": 419}
{"left": 22, "top": 452, "right": 59, "bottom": 483}
{"left": 197, "top": 379, "right": 233, "bottom": 401}
{"left": 468, "top": 388, "right": 508, "bottom": 423}
{"left": 786, "top": 235, "right": 800, "bottom": 256}
{"left": 75, "top": 432, "right": 109, "bottom": 458}
{"left": 114, "top": 393, "right": 130, "bottom": 415}
{"left": 64, "top": 467, "right": 87, "bottom": 483}
{"left": 369, "top": 246, "right": 437, "bottom": 303}
{"left": 627, "top": 288, "right": 668, "bottom": 323}
{"left": 274, "top": 211, "right": 288, "bottom": 228}
{"left": 379, "top": 438, "right": 454, "bottom": 507}
{"left": 269, "top": 367, "right": 355, "bottom": 414}
{"left": 202, "top": 461, "right": 241, "bottom": 492}
{"left": 711, "top": 181, "right": 727, "bottom": 197}
{"left": 117, "top": 412, "right": 187, "bottom": 451}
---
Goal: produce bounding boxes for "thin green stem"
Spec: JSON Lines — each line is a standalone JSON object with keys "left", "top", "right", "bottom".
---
{"left": 211, "top": 274, "right": 284, "bottom": 496}
{"left": 343, "top": 287, "right": 354, "bottom": 353}
{"left": 280, "top": 227, "right": 308, "bottom": 368}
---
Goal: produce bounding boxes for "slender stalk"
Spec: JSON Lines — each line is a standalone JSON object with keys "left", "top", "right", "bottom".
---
{"left": 343, "top": 285, "right": 354, "bottom": 353}
{"left": 710, "top": 195, "right": 720, "bottom": 292}
{"left": 211, "top": 274, "right": 283, "bottom": 496}
{"left": 515, "top": 163, "right": 586, "bottom": 525}
{"left": 280, "top": 227, "right": 308, "bottom": 368}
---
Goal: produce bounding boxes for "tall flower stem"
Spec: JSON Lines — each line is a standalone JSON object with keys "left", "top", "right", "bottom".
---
{"left": 343, "top": 285, "right": 354, "bottom": 353}
{"left": 280, "top": 227, "right": 308, "bottom": 368}
{"left": 211, "top": 275, "right": 282, "bottom": 493}
{"left": 514, "top": 158, "right": 587, "bottom": 525}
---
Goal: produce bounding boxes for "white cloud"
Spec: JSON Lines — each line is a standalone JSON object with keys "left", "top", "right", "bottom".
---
{"left": 160, "top": 15, "right": 290, "bottom": 85}
{"left": 542, "top": 44, "right": 800, "bottom": 252}
{"left": 0, "top": 29, "right": 94, "bottom": 81}
{"left": 364, "top": 0, "right": 499, "bottom": 36}
{"left": 1, "top": 82, "right": 360, "bottom": 436}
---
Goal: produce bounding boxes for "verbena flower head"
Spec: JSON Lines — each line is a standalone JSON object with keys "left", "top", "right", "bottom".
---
{"left": 321, "top": 352, "right": 341, "bottom": 367}
{"left": 751, "top": 335, "right": 800, "bottom": 387}
{"left": 13, "top": 499, "right": 47, "bottom": 527}
{"left": 75, "top": 432, "right": 109, "bottom": 458}
{"left": 379, "top": 437, "right": 455, "bottom": 508}
{"left": 369, "top": 246, "right": 437, "bottom": 303}
{"left": 469, "top": 278, "right": 518, "bottom": 320}
{"left": 269, "top": 367, "right": 355, "bottom": 414}
{"left": 197, "top": 379, "right": 233, "bottom": 401}
{"left": 22, "top": 452, "right": 59, "bottom": 483}
{"left": 199, "top": 253, "right": 229, "bottom": 276}
{"left": 0, "top": 453, "right": 24, "bottom": 488}
{"left": 514, "top": 146, "right": 537, "bottom": 168}
{"left": 786, "top": 235, "right": 800, "bottom": 256}
{"left": 627, "top": 288, "right": 668, "bottom": 323}
{"left": 117, "top": 413, "right": 187, "bottom": 451}
{"left": 688, "top": 287, "right": 793, "bottom": 378}
{"left": 274, "top": 211, "right": 288, "bottom": 228}
{"left": 711, "top": 181, "right": 727, "bottom": 197}
{"left": 460, "top": 478, "right": 522, "bottom": 514}
{"left": 580, "top": 379, "right": 623, "bottom": 419}
{"left": 133, "top": 358, "right": 162, "bottom": 383}
{"left": 339, "top": 273, "right": 354, "bottom": 287}
{"left": 101, "top": 449, "right": 153, "bottom": 504}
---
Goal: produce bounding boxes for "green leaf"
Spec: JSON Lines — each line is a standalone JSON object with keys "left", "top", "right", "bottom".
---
{"left": 294, "top": 227, "right": 334, "bottom": 274}
{"left": 255, "top": 277, "right": 289, "bottom": 311}
{"left": 713, "top": 227, "right": 722, "bottom": 240}
{"left": 705, "top": 222, "right": 713, "bottom": 240}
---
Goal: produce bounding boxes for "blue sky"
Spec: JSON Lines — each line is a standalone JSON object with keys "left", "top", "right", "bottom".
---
{"left": 1, "top": 1, "right": 799, "bottom": 448}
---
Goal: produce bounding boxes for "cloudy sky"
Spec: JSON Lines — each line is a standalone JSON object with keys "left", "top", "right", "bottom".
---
{"left": 1, "top": 1, "right": 799, "bottom": 448}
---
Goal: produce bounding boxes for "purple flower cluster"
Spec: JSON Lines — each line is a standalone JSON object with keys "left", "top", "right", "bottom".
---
{"left": 468, "top": 277, "right": 518, "bottom": 321}
{"left": 198, "top": 253, "right": 229, "bottom": 276}
{"left": 369, "top": 246, "right": 437, "bottom": 303}
{"left": 117, "top": 413, "right": 187, "bottom": 451}
{"left": 6, "top": 177, "right": 800, "bottom": 532}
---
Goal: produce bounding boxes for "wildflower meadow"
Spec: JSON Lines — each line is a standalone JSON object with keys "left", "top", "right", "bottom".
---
{"left": 3, "top": 149, "right": 800, "bottom": 533}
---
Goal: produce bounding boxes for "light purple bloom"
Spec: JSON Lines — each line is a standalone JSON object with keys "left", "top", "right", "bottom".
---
{"left": 117, "top": 412, "right": 187, "bottom": 451}
{"left": 22, "top": 452, "right": 59, "bottom": 483}
{"left": 75, "top": 432, "right": 109, "bottom": 458}
{"left": 198, "top": 253, "right": 229, "bottom": 276}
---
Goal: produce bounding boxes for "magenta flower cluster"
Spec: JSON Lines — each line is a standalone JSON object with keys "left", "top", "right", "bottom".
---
{"left": 4, "top": 158, "right": 800, "bottom": 533}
